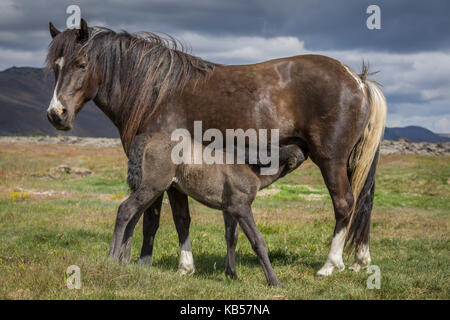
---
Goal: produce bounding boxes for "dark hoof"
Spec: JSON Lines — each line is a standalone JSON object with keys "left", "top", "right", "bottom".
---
{"left": 225, "top": 270, "right": 239, "bottom": 280}
{"left": 269, "top": 281, "right": 283, "bottom": 288}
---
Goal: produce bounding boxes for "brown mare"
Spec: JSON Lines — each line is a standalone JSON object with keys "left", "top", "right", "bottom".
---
{"left": 46, "top": 19, "right": 386, "bottom": 285}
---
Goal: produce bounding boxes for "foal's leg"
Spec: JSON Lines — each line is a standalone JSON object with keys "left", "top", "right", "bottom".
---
{"left": 223, "top": 212, "right": 239, "bottom": 279}
{"left": 226, "top": 205, "right": 280, "bottom": 286}
{"left": 167, "top": 188, "right": 195, "bottom": 275}
{"left": 138, "top": 194, "right": 164, "bottom": 266}
{"left": 109, "top": 186, "right": 163, "bottom": 263}
{"left": 316, "top": 161, "right": 354, "bottom": 276}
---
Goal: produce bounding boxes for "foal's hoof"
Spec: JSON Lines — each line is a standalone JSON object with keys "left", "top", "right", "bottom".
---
{"left": 225, "top": 272, "right": 239, "bottom": 280}
{"left": 138, "top": 255, "right": 153, "bottom": 267}
{"left": 178, "top": 264, "right": 195, "bottom": 275}
{"left": 225, "top": 268, "right": 239, "bottom": 280}
{"left": 269, "top": 281, "right": 284, "bottom": 288}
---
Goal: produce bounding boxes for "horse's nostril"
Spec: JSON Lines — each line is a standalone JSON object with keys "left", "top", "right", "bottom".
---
{"left": 48, "top": 109, "right": 62, "bottom": 123}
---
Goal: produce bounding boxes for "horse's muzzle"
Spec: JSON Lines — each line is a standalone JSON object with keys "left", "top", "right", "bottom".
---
{"left": 47, "top": 108, "right": 70, "bottom": 130}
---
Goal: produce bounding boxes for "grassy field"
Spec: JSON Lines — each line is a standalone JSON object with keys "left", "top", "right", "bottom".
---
{"left": 0, "top": 142, "right": 448, "bottom": 299}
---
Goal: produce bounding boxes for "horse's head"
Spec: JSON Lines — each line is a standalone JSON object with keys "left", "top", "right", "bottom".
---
{"left": 46, "top": 19, "right": 99, "bottom": 131}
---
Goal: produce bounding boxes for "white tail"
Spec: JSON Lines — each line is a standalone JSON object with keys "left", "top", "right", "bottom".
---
{"left": 345, "top": 70, "right": 387, "bottom": 246}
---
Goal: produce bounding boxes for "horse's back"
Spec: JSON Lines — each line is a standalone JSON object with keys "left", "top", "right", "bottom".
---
{"left": 167, "top": 54, "right": 370, "bottom": 164}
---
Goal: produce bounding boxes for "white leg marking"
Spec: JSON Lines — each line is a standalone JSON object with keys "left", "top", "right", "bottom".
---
{"left": 138, "top": 255, "right": 153, "bottom": 267}
{"left": 349, "top": 243, "right": 371, "bottom": 272}
{"left": 317, "top": 228, "right": 346, "bottom": 276}
{"left": 178, "top": 236, "right": 195, "bottom": 275}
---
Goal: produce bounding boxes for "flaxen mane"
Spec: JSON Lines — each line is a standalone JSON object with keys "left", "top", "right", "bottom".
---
{"left": 46, "top": 27, "right": 216, "bottom": 151}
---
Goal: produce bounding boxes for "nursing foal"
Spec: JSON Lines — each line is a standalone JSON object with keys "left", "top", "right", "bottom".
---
{"left": 109, "top": 133, "right": 305, "bottom": 286}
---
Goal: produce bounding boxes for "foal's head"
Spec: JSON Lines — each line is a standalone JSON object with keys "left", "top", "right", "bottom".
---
{"left": 46, "top": 19, "right": 98, "bottom": 131}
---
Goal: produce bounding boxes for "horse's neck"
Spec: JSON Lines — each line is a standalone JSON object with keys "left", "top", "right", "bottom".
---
{"left": 93, "top": 85, "right": 130, "bottom": 154}
{"left": 93, "top": 84, "right": 125, "bottom": 134}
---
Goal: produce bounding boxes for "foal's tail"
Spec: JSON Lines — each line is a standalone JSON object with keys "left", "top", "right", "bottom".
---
{"left": 345, "top": 62, "right": 387, "bottom": 252}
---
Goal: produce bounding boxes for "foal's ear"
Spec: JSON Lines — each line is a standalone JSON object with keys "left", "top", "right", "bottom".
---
{"left": 77, "top": 18, "right": 89, "bottom": 42}
{"left": 49, "top": 22, "right": 60, "bottom": 39}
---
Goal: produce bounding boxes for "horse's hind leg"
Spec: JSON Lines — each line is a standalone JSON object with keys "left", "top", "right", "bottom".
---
{"left": 349, "top": 183, "right": 374, "bottom": 272}
{"left": 167, "top": 188, "right": 195, "bottom": 275}
{"left": 226, "top": 204, "right": 280, "bottom": 286}
{"left": 223, "top": 212, "right": 239, "bottom": 279}
{"left": 349, "top": 236, "right": 371, "bottom": 272}
{"left": 316, "top": 160, "right": 354, "bottom": 276}
{"left": 138, "top": 194, "right": 164, "bottom": 266}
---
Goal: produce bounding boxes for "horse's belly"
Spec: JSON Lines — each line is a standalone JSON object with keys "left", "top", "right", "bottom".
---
{"left": 173, "top": 165, "right": 225, "bottom": 210}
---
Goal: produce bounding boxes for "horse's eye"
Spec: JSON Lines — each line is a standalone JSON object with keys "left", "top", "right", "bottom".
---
{"left": 78, "top": 63, "right": 87, "bottom": 69}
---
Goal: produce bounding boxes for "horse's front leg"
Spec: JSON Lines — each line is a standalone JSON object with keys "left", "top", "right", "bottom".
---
{"left": 167, "top": 188, "right": 195, "bottom": 275}
{"left": 109, "top": 186, "right": 162, "bottom": 263}
{"left": 138, "top": 194, "right": 164, "bottom": 266}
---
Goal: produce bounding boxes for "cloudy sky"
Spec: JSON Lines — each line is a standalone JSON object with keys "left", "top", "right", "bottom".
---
{"left": 1, "top": 0, "right": 449, "bottom": 132}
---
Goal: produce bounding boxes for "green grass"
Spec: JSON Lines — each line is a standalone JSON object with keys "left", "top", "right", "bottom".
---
{"left": 0, "top": 143, "right": 448, "bottom": 299}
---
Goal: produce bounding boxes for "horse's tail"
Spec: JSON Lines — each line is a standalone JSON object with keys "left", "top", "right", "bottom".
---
{"left": 345, "top": 62, "right": 387, "bottom": 252}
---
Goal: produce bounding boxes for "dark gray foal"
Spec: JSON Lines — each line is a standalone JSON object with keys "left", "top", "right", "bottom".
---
{"left": 109, "top": 133, "right": 305, "bottom": 286}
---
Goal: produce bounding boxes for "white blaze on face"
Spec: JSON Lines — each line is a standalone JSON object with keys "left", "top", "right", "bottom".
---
{"left": 47, "top": 57, "right": 66, "bottom": 115}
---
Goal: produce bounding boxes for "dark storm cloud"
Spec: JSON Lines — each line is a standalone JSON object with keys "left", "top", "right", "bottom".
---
{"left": 1, "top": 0, "right": 449, "bottom": 52}
{"left": 0, "top": 0, "right": 449, "bottom": 132}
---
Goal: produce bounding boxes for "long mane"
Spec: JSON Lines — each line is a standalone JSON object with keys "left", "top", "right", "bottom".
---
{"left": 45, "top": 27, "right": 216, "bottom": 152}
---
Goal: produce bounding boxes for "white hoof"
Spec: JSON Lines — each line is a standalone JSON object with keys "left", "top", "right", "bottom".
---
{"left": 178, "top": 264, "right": 195, "bottom": 275}
{"left": 317, "top": 265, "right": 334, "bottom": 276}
{"left": 350, "top": 247, "right": 371, "bottom": 272}
{"left": 349, "top": 262, "right": 361, "bottom": 272}
{"left": 178, "top": 248, "right": 195, "bottom": 275}
{"left": 317, "top": 261, "right": 345, "bottom": 276}
{"left": 349, "top": 257, "right": 370, "bottom": 272}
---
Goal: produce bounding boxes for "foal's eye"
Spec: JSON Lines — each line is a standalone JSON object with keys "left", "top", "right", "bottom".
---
{"left": 78, "top": 63, "right": 87, "bottom": 70}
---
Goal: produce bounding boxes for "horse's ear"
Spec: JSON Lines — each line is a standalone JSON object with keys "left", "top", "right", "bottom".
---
{"left": 49, "top": 22, "right": 60, "bottom": 39}
{"left": 78, "top": 18, "right": 89, "bottom": 42}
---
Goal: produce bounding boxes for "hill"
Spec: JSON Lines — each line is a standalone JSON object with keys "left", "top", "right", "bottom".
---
{"left": 0, "top": 67, "right": 117, "bottom": 137}
{"left": 384, "top": 126, "right": 450, "bottom": 143}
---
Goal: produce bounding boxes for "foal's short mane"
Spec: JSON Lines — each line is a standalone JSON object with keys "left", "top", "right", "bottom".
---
{"left": 45, "top": 27, "right": 217, "bottom": 152}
